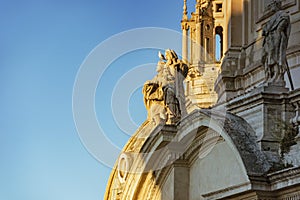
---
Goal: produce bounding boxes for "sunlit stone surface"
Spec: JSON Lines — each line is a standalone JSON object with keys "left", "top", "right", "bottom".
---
{"left": 105, "top": 1, "right": 300, "bottom": 199}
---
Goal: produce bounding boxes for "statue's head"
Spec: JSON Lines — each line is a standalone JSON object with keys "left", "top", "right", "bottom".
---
{"left": 165, "top": 49, "right": 178, "bottom": 61}
{"left": 270, "top": 0, "right": 282, "bottom": 12}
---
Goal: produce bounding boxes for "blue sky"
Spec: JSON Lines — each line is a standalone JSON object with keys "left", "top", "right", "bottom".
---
{"left": 0, "top": 0, "right": 190, "bottom": 199}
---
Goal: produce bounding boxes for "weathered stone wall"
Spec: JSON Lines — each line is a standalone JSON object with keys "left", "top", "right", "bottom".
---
{"left": 189, "top": 141, "right": 249, "bottom": 200}
{"left": 216, "top": 0, "right": 300, "bottom": 103}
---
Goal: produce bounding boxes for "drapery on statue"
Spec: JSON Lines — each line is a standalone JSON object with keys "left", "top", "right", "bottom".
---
{"left": 262, "top": 0, "right": 294, "bottom": 89}
{"left": 143, "top": 49, "right": 188, "bottom": 125}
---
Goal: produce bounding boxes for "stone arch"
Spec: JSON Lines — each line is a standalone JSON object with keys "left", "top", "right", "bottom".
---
{"left": 178, "top": 110, "right": 271, "bottom": 175}
{"left": 105, "top": 110, "right": 272, "bottom": 200}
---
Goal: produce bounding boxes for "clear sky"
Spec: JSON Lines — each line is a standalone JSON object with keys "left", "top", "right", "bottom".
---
{"left": 0, "top": 0, "right": 193, "bottom": 199}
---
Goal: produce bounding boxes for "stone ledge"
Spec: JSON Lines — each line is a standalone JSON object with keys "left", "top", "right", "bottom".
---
{"left": 202, "top": 182, "right": 252, "bottom": 199}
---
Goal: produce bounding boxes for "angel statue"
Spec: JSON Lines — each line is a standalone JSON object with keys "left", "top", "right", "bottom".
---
{"left": 143, "top": 49, "right": 188, "bottom": 125}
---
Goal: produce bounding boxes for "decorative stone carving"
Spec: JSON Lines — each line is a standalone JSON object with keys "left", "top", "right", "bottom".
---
{"left": 142, "top": 49, "right": 188, "bottom": 125}
{"left": 117, "top": 153, "right": 132, "bottom": 184}
{"left": 291, "top": 101, "right": 300, "bottom": 140}
{"left": 105, "top": 1, "right": 300, "bottom": 199}
{"left": 261, "top": 0, "right": 293, "bottom": 89}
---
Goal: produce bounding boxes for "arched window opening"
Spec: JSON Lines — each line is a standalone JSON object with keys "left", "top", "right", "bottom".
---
{"left": 215, "top": 26, "right": 223, "bottom": 62}
{"left": 215, "top": 35, "right": 221, "bottom": 61}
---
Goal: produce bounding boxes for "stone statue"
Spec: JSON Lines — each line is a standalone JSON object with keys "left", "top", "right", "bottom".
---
{"left": 262, "top": 0, "right": 292, "bottom": 88}
{"left": 143, "top": 49, "right": 188, "bottom": 125}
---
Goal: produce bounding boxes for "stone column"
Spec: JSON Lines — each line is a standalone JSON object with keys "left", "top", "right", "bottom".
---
{"left": 174, "top": 163, "right": 189, "bottom": 200}
{"left": 195, "top": 21, "right": 201, "bottom": 64}
{"left": 182, "top": 23, "right": 189, "bottom": 63}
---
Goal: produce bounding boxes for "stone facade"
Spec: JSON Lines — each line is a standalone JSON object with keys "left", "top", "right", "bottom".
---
{"left": 182, "top": 0, "right": 226, "bottom": 108}
{"left": 215, "top": 0, "right": 300, "bottom": 102}
{"left": 105, "top": 0, "right": 300, "bottom": 199}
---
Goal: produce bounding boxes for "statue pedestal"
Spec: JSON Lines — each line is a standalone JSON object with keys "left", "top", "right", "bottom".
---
{"left": 227, "top": 84, "right": 294, "bottom": 153}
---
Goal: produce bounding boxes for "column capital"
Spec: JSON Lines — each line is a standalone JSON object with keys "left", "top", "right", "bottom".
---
{"left": 181, "top": 23, "right": 189, "bottom": 31}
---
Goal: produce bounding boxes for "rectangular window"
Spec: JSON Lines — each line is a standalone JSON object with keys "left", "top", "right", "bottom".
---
{"left": 216, "top": 3, "right": 222, "bottom": 12}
